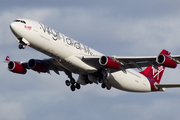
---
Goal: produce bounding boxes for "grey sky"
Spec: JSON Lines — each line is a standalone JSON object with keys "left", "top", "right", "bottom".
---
{"left": 1, "top": 1, "right": 180, "bottom": 120}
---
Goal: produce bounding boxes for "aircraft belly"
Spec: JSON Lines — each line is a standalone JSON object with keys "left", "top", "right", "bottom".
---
{"left": 108, "top": 70, "right": 151, "bottom": 92}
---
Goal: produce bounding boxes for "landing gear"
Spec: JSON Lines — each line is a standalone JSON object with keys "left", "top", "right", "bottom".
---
{"left": 101, "top": 82, "right": 111, "bottom": 90}
{"left": 76, "top": 83, "right": 81, "bottom": 89}
{"left": 65, "top": 79, "right": 81, "bottom": 90}
{"left": 65, "top": 80, "right": 71, "bottom": 86}
{"left": 64, "top": 70, "right": 81, "bottom": 92}
{"left": 17, "top": 38, "right": 29, "bottom": 49}
{"left": 18, "top": 43, "right": 26, "bottom": 49}
{"left": 70, "top": 84, "right": 75, "bottom": 91}
{"left": 65, "top": 80, "right": 81, "bottom": 91}
{"left": 99, "top": 69, "right": 111, "bottom": 90}
{"left": 106, "top": 84, "right": 111, "bottom": 90}
{"left": 101, "top": 83, "right": 106, "bottom": 88}
{"left": 64, "top": 69, "right": 111, "bottom": 91}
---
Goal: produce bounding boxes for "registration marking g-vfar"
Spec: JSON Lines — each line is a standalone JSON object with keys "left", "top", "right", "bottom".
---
{"left": 39, "top": 22, "right": 96, "bottom": 56}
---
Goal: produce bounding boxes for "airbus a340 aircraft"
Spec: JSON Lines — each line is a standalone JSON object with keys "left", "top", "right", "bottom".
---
{"left": 7, "top": 18, "right": 180, "bottom": 92}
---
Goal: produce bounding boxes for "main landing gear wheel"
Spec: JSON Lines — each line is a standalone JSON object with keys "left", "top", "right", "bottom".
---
{"left": 101, "top": 83, "right": 106, "bottom": 89}
{"left": 70, "top": 84, "right": 76, "bottom": 91}
{"left": 65, "top": 80, "right": 71, "bottom": 86}
{"left": 64, "top": 70, "right": 81, "bottom": 92}
{"left": 71, "top": 78, "right": 75, "bottom": 84}
{"left": 70, "top": 83, "right": 81, "bottom": 91}
{"left": 65, "top": 79, "right": 81, "bottom": 92}
{"left": 76, "top": 83, "right": 81, "bottom": 89}
{"left": 106, "top": 84, "right": 111, "bottom": 90}
{"left": 101, "top": 82, "right": 111, "bottom": 90}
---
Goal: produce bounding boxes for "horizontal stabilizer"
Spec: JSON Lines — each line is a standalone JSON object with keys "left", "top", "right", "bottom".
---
{"left": 155, "top": 84, "right": 180, "bottom": 88}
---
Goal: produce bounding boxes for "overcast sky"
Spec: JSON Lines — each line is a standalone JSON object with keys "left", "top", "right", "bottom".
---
{"left": 1, "top": 1, "right": 180, "bottom": 120}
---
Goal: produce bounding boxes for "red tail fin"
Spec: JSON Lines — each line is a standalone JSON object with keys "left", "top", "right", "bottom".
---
{"left": 140, "top": 49, "right": 173, "bottom": 91}
{"left": 5, "top": 56, "right": 10, "bottom": 62}
{"left": 140, "top": 66, "right": 165, "bottom": 83}
{"left": 140, "top": 49, "right": 171, "bottom": 83}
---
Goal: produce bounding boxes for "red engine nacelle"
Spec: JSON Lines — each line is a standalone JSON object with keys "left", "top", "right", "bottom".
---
{"left": 99, "top": 56, "right": 120, "bottom": 69}
{"left": 7, "top": 61, "right": 27, "bottom": 74}
{"left": 28, "top": 59, "right": 48, "bottom": 73}
{"left": 156, "top": 54, "right": 177, "bottom": 68}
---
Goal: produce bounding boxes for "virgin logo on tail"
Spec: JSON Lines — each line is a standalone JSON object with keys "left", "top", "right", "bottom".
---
{"left": 140, "top": 65, "right": 165, "bottom": 84}
{"left": 152, "top": 66, "right": 165, "bottom": 81}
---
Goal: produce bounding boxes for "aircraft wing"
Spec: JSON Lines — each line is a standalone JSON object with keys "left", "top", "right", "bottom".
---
{"left": 7, "top": 58, "right": 65, "bottom": 75}
{"left": 76, "top": 54, "right": 180, "bottom": 72}
{"left": 115, "top": 55, "right": 180, "bottom": 70}
{"left": 112, "top": 56, "right": 157, "bottom": 71}
{"left": 28, "top": 54, "right": 180, "bottom": 73}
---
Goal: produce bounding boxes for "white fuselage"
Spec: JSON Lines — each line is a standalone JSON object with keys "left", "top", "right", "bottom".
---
{"left": 10, "top": 19, "right": 152, "bottom": 92}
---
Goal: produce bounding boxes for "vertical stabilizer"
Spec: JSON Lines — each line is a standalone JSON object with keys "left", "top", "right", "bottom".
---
{"left": 5, "top": 56, "right": 10, "bottom": 62}
{"left": 140, "top": 66, "right": 165, "bottom": 83}
{"left": 140, "top": 49, "right": 171, "bottom": 83}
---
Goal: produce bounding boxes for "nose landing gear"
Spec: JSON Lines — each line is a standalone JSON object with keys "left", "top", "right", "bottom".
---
{"left": 19, "top": 43, "right": 26, "bottom": 49}
{"left": 17, "top": 38, "right": 29, "bottom": 49}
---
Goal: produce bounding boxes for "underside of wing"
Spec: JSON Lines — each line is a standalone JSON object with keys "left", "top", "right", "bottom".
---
{"left": 34, "top": 58, "right": 65, "bottom": 74}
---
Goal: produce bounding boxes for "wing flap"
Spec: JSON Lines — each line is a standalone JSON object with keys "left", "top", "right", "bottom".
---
{"left": 172, "top": 55, "right": 180, "bottom": 63}
{"left": 40, "top": 58, "right": 64, "bottom": 74}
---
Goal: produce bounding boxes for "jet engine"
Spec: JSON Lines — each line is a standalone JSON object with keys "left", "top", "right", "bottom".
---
{"left": 28, "top": 59, "right": 48, "bottom": 73}
{"left": 156, "top": 54, "right": 177, "bottom": 68}
{"left": 99, "top": 56, "right": 120, "bottom": 69}
{"left": 7, "top": 61, "right": 27, "bottom": 74}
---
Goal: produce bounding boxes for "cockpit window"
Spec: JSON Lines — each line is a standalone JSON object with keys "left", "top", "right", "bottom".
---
{"left": 13, "top": 20, "right": 26, "bottom": 24}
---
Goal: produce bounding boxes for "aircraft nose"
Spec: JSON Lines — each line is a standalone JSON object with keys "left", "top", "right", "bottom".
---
{"left": 10, "top": 22, "right": 17, "bottom": 33}
{"left": 10, "top": 22, "right": 22, "bottom": 38}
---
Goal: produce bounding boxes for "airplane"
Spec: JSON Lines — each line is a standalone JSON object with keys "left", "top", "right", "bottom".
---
{"left": 6, "top": 18, "right": 180, "bottom": 92}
